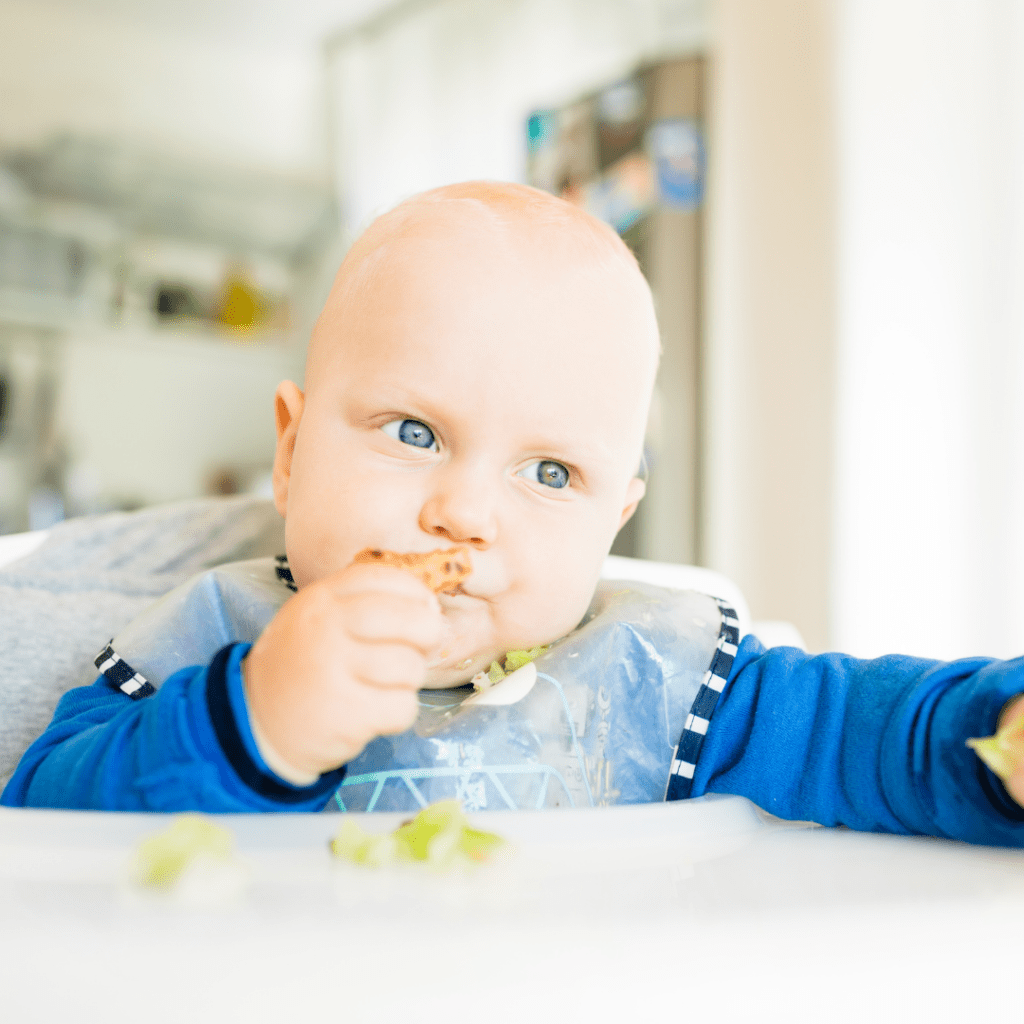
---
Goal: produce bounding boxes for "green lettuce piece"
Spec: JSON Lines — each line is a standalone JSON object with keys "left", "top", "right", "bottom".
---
{"left": 330, "top": 799, "right": 506, "bottom": 871}
{"left": 486, "top": 661, "right": 506, "bottom": 685}
{"left": 502, "top": 645, "right": 549, "bottom": 673}
{"left": 136, "top": 814, "right": 235, "bottom": 887}
{"left": 329, "top": 819, "right": 399, "bottom": 866}
{"left": 458, "top": 826, "right": 506, "bottom": 862}
{"left": 393, "top": 799, "right": 463, "bottom": 866}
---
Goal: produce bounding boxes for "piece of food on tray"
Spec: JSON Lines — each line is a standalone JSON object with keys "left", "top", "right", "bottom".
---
{"left": 353, "top": 545, "right": 471, "bottom": 594}
{"left": 134, "top": 813, "right": 236, "bottom": 887}
{"left": 329, "top": 799, "right": 506, "bottom": 870}
{"left": 968, "top": 710, "right": 1024, "bottom": 782}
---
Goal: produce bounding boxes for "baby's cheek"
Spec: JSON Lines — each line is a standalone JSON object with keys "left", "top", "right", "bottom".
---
{"left": 521, "top": 589, "right": 589, "bottom": 648}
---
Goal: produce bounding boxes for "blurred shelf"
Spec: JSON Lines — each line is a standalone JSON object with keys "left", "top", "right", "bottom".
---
{"left": 0, "top": 134, "right": 339, "bottom": 347}
{"left": 0, "top": 296, "right": 300, "bottom": 351}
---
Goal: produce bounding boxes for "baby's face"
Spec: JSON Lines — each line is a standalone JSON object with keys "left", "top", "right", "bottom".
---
{"left": 274, "top": 212, "right": 656, "bottom": 686}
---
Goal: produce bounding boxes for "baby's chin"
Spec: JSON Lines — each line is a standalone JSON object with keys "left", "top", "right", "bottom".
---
{"left": 422, "top": 606, "right": 501, "bottom": 687}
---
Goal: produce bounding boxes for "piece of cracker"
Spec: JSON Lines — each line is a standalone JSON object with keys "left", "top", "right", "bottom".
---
{"left": 352, "top": 546, "right": 471, "bottom": 594}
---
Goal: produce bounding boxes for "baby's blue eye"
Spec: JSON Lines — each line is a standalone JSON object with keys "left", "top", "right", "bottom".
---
{"left": 381, "top": 418, "right": 437, "bottom": 451}
{"left": 519, "top": 460, "right": 570, "bottom": 489}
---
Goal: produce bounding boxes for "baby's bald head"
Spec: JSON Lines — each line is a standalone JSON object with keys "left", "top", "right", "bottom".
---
{"left": 305, "top": 182, "right": 660, "bottom": 422}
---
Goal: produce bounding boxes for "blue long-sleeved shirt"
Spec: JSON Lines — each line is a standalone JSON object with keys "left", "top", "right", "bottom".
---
{"left": 4, "top": 634, "right": 1023, "bottom": 846}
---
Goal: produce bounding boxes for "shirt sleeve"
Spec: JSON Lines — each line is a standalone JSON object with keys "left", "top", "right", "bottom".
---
{"left": 0, "top": 643, "right": 345, "bottom": 812}
{"left": 690, "top": 635, "right": 1024, "bottom": 846}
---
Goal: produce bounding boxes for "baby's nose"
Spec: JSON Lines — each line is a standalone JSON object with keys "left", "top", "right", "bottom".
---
{"left": 418, "top": 471, "right": 498, "bottom": 546}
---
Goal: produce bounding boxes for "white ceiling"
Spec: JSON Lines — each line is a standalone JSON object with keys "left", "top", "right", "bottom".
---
{"left": 21, "top": 0, "right": 406, "bottom": 50}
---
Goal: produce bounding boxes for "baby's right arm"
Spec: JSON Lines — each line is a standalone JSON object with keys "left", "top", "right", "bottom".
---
{"left": 242, "top": 562, "right": 443, "bottom": 780}
{"left": 0, "top": 564, "right": 442, "bottom": 812}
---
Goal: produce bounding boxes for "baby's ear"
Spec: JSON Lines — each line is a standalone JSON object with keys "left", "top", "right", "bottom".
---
{"left": 272, "top": 381, "right": 305, "bottom": 517}
{"left": 618, "top": 476, "right": 646, "bottom": 529}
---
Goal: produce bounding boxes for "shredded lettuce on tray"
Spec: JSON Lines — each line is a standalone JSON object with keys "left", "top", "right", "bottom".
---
{"left": 135, "top": 814, "right": 236, "bottom": 887}
{"left": 329, "top": 799, "right": 506, "bottom": 870}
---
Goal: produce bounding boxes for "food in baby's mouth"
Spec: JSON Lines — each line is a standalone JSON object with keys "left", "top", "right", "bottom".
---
{"left": 967, "top": 710, "right": 1024, "bottom": 782}
{"left": 353, "top": 545, "right": 471, "bottom": 594}
{"left": 134, "top": 814, "right": 236, "bottom": 887}
{"left": 329, "top": 799, "right": 506, "bottom": 870}
{"left": 472, "top": 645, "right": 549, "bottom": 690}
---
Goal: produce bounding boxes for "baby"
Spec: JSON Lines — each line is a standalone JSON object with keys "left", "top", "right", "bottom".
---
{"left": 245, "top": 181, "right": 655, "bottom": 782}
{"left": 3, "top": 182, "right": 1023, "bottom": 844}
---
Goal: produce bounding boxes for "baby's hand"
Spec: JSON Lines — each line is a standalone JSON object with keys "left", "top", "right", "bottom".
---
{"left": 242, "top": 563, "right": 444, "bottom": 779}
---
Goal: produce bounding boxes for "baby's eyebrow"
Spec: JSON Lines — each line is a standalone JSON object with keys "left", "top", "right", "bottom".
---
{"left": 531, "top": 427, "right": 615, "bottom": 458}
{"left": 363, "top": 382, "right": 447, "bottom": 413}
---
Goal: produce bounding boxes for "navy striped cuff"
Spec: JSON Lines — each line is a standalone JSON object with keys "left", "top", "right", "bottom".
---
{"left": 665, "top": 600, "right": 740, "bottom": 802}
{"left": 95, "top": 643, "right": 156, "bottom": 700}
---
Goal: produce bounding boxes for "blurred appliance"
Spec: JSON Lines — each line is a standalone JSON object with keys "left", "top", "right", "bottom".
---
{"left": 527, "top": 58, "right": 706, "bottom": 564}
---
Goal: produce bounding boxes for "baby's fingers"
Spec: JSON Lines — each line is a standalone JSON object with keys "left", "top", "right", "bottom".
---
{"left": 339, "top": 679, "right": 421, "bottom": 738}
{"left": 348, "top": 642, "right": 431, "bottom": 693}
{"left": 343, "top": 591, "right": 443, "bottom": 654}
{"left": 339, "top": 562, "right": 440, "bottom": 602}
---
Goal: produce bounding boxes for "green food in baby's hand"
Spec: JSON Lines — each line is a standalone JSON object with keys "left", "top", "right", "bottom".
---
{"left": 967, "top": 712, "right": 1024, "bottom": 782}
{"left": 329, "top": 799, "right": 506, "bottom": 870}
{"left": 135, "top": 814, "right": 235, "bottom": 887}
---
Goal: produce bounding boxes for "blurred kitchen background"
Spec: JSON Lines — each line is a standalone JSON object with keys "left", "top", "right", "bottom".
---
{"left": 1, "top": 0, "right": 1022, "bottom": 663}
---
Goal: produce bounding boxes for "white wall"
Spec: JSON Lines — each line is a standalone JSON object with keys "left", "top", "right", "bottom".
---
{"left": 698, "top": 0, "right": 1024, "bottom": 658}
{"left": 833, "top": 0, "right": 1024, "bottom": 659}
{"left": 56, "top": 328, "right": 303, "bottom": 508}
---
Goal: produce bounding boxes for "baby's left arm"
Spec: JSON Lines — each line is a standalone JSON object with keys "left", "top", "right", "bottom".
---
{"left": 689, "top": 637, "right": 1024, "bottom": 846}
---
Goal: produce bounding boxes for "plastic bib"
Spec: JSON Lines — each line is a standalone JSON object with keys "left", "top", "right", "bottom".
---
{"left": 99, "top": 559, "right": 729, "bottom": 812}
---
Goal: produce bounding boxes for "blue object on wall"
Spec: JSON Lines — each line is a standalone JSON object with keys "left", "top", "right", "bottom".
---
{"left": 648, "top": 118, "right": 705, "bottom": 209}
